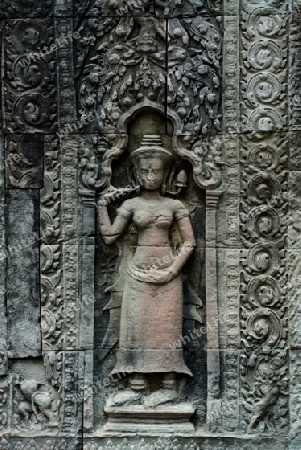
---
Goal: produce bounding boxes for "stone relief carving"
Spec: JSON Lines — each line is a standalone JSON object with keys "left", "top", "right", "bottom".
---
{"left": 97, "top": 135, "right": 197, "bottom": 411}
{"left": 40, "top": 137, "right": 63, "bottom": 352}
{"left": 239, "top": 0, "right": 289, "bottom": 434}
{"left": 73, "top": 2, "right": 224, "bottom": 429}
{"left": 14, "top": 378, "right": 60, "bottom": 429}
{"left": 84, "top": 438, "right": 201, "bottom": 450}
{"left": 5, "top": 134, "right": 44, "bottom": 189}
{"left": 75, "top": 9, "right": 221, "bottom": 140}
{"left": 0, "top": 0, "right": 300, "bottom": 446}
{"left": 89, "top": 105, "right": 224, "bottom": 433}
{"left": 0, "top": 0, "right": 53, "bottom": 19}
{"left": 3, "top": 438, "right": 81, "bottom": 450}
{"left": 239, "top": 135, "right": 289, "bottom": 433}
{"left": 3, "top": 19, "right": 57, "bottom": 133}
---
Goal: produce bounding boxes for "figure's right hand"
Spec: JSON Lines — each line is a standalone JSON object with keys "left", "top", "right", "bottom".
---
{"left": 97, "top": 185, "right": 135, "bottom": 208}
{"left": 97, "top": 191, "right": 118, "bottom": 207}
{"left": 97, "top": 198, "right": 108, "bottom": 207}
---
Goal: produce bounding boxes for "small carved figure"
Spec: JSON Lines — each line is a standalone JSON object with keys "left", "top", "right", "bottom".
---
{"left": 97, "top": 135, "right": 196, "bottom": 407}
{"left": 17, "top": 379, "right": 59, "bottom": 427}
{"left": 248, "top": 363, "right": 279, "bottom": 432}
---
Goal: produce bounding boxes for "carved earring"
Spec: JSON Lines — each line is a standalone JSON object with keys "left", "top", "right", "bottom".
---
{"left": 135, "top": 178, "right": 141, "bottom": 195}
{"left": 161, "top": 168, "right": 169, "bottom": 196}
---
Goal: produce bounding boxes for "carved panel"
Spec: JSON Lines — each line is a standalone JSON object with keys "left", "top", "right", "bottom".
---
{"left": 61, "top": 139, "right": 80, "bottom": 350}
{"left": 241, "top": 7, "right": 288, "bottom": 134}
{"left": 239, "top": 0, "right": 289, "bottom": 434}
{"left": 75, "top": 9, "right": 222, "bottom": 141}
{"left": 0, "top": 377, "right": 9, "bottom": 434}
{"left": 167, "top": 16, "right": 221, "bottom": 138}
{"left": 0, "top": 130, "right": 7, "bottom": 377}
{"left": 155, "top": 0, "right": 221, "bottom": 17}
{"left": 290, "top": 350, "right": 301, "bottom": 440}
{"left": 289, "top": 2, "right": 301, "bottom": 129}
{"left": 75, "top": 14, "right": 167, "bottom": 134}
{"left": 6, "top": 190, "right": 41, "bottom": 359}
{"left": 60, "top": 351, "right": 84, "bottom": 432}
{"left": 223, "top": 17, "right": 239, "bottom": 133}
{"left": 240, "top": 136, "right": 288, "bottom": 433}
{"left": 56, "top": 18, "right": 76, "bottom": 130}
{"left": 5, "top": 134, "right": 44, "bottom": 189}
{"left": 40, "top": 137, "right": 62, "bottom": 352}
{"left": 4, "top": 438, "right": 81, "bottom": 450}
{"left": 40, "top": 136, "right": 61, "bottom": 246}
{"left": 12, "top": 361, "right": 60, "bottom": 431}
{"left": 0, "top": 0, "right": 300, "bottom": 445}
{"left": 73, "top": 0, "right": 155, "bottom": 17}
{"left": 0, "top": 0, "right": 53, "bottom": 20}
{"left": 3, "top": 19, "right": 57, "bottom": 133}
{"left": 93, "top": 128, "right": 213, "bottom": 431}
{"left": 288, "top": 167, "right": 301, "bottom": 440}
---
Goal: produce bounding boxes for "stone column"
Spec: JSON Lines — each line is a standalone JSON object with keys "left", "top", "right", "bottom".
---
{"left": 206, "top": 190, "right": 222, "bottom": 429}
{"left": 80, "top": 193, "right": 96, "bottom": 432}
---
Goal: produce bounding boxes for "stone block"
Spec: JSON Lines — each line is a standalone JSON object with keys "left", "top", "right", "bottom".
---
{"left": 6, "top": 189, "right": 41, "bottom": 358}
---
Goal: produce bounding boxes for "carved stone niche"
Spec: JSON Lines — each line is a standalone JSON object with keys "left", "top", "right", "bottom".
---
{"left": 92, "top": 106, "right": 223, "bottom": 433}
{"left": 11, "top": 359, "right": 60, "bottom": 433}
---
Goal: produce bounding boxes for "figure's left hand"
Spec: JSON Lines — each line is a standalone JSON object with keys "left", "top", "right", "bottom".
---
{"left": 144, "top": 265, "right": 179, "bottom": 284}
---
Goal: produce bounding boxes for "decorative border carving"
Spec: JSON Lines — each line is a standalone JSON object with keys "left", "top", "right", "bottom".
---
{"left": 3, "top": 19, "right": 57, "bottom": 134}
{"left": 41, "top": 137, "right": 62, "bottom": 352}
{"left": 239, "top": 0, "right": 289, "bottom": 434}
{"left": 239, "top": 134, "right": 288, "bottom": 433}
{"left": 289, "top": 1, "right": 301, "bottom": 129}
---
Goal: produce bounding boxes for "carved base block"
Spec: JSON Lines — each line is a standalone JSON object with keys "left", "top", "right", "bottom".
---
{"left": 104, "top": 403, "right": 195, "bottom": 433}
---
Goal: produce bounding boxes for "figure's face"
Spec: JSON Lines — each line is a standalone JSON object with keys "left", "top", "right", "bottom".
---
{"left": 137, "top": 158, "right": 166, "bottom": 191}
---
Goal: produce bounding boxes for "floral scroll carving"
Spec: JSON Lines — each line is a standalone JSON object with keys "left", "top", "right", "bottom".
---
{"left": 75, "top": 8, "right": 221, "bottom": 141}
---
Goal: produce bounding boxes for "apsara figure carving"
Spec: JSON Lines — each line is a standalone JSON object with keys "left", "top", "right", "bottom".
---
{"left": 97, "top": 135, "right": 196, "bottom": 407}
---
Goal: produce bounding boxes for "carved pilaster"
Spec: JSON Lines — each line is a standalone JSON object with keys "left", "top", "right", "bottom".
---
{"left": 77, "top": 135, "right": 98, "bottom": 431}
{"left": 56, "top": 17, "right": 76, "bottom": 131}
{"left": 289, "top": 1, "right": 301, "bottom": 129}
{"left": 0, "top": 123, "right": 8, "bottom": 436}
{"left": 60, "top": 351, "right": 84, "bottom": 433}
{"left": 239, "top": 0, "right": 289, "bottom": 434}
{"left": 41, "top": 136, "right": 62, "bottom": 352}
{"left": 222, "top": 0, "right": 241, "bottom": 431}
{"left": 289, "top": 1, "right": 301, "bottom": 436}
{"left": 206, "top": 190, "right": 222, "bottom": 430}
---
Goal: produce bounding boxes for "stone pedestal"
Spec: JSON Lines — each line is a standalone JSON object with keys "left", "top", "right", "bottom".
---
{"left": 104, "top": 403, "right": 195, "bottom": 433}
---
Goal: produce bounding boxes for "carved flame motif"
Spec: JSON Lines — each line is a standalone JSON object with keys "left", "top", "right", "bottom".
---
{"left": 75, "top": 10, "right": 221, "bottom": 139}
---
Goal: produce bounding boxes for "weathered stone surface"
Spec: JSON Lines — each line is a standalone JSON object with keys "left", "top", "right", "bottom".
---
{"left": 5, "top": 134, "right": 44, "bottom": 189}
{"left": 2, "top": 19, "right": 57, "bottom": 134}
{"left": 1, "top": 0, "right": 301, "bottom": 447}
{"left": 0, "top": 0, "right": 53, "bottom": 20}
{"left": 6, "top": 189, "right": 41, "bottom": 358}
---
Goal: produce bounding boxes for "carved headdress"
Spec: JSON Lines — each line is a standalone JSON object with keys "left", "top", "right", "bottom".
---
{"left": 131, "top": 135, "right": 173, "bottom": 168}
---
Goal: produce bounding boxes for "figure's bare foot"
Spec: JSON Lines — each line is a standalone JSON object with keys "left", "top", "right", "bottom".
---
{"left": 110, "top": 389, "right": 141, "bottom": 406}
{"left": 144, "top": 389, "right": 178, "bottom": 408}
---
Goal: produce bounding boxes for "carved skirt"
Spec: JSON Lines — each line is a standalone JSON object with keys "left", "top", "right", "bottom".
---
{"left": 111, "top": 273, "right": 192, "bottom": 377}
